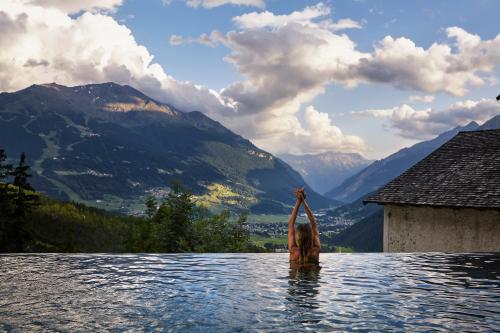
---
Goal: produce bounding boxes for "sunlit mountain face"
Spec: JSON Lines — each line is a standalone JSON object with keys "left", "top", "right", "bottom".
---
{"left": 0, "top": 82, "right": 335, "bottom": 214}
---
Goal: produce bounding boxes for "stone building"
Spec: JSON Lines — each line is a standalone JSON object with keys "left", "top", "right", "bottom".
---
{"left": 365, "top": 129, "right": 500, "bottom": 252}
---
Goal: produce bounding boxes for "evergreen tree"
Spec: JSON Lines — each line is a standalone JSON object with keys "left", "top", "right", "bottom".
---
{"left": 11, "top": 153, "right": 39, "bottom": 251}
{"left": 13, "top": 152, "right": 34, "bottom": 192}
{"left": 145, "top": 196, "right": 157, "bottom": 219}
{"left": 0, "top": 149, "right": 13, "bottom": 206}
{"left": 0, "top": 149, "right": 13, "bottom": 200}
{"left": 230, "top": 211, "right": 249, "bottom": 252}
{"left": 0, "top": 149, "right": 12, "bottom": 181}
{"left": 152, "top": 181, "right": 194, "bottom": 252}
{"left": 0, "top": 149, "right": 14, "bottom": 251}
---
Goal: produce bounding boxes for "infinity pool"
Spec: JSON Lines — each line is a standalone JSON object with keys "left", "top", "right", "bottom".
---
{"left": 1, "top": 253, "right": 499, "bottom": 332}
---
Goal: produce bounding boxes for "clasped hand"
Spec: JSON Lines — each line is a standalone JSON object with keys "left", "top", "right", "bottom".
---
{"left": 294, "top": 188, "right": 306, "bottom": 202}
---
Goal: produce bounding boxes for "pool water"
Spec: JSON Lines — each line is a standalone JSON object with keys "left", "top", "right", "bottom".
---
{"left": 1, "top": 253, "right": 499, "bottom": 332}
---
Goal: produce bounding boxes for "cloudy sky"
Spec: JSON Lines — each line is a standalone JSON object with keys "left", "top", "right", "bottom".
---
{"left": 1, "top": 0, "right": 500, "bottom": 159}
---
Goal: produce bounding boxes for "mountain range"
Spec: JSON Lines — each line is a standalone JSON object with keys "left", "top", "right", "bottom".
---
{"left": 0, "top": 82, "right": 335, "bottom": 214}
{"left": 279, "top": 152, "right": 371, "bottom": 194}
{"left": 325, "top": 120, "right": 481, "bottom": 203}
{"left": 331, "top": 114, "right": 500, "bottom": 251}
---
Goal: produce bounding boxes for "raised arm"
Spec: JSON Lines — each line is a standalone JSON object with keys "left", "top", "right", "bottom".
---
{"left": 302, "top": 197, "right": 321, "bottom": 250}
{"left": 288, "top": 194, "right": 302, "bottom": 253}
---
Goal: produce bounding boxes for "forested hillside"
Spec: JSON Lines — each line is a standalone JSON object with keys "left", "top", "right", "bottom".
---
{"left": 0, "top": 82, "right": 334, "bottom": 215}
{"left": 0, "top": 149, "right": 261, "bottom": 253}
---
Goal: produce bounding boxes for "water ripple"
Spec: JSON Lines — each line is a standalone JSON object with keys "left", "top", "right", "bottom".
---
{"left": 1, "top": 253, "right": 500, "bottom": 332}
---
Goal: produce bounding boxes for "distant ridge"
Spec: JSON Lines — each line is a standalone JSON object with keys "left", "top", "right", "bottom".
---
{"left": 325, "top": 121, "right": 480, "bottom": 203}
{"left": 280, "top": 152, "right": 371, "bottom": 194}
{"left": 329, "top": 114, "right": 500, "bottom": 252}
{"left": 478, "top": 114, "right": 500, "bottom": 130}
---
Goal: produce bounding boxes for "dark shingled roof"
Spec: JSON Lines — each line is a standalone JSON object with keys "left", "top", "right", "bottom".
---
{"left": 364, "top": 129, "right": 500, "bottom": 209}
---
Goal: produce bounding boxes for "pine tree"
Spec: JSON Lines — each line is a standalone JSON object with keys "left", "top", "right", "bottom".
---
{"left": 9, "top": 153, "right": 39, "bottom": 251}
{"left": 12, "top": 152, "right": 38, "bottom": 217}
{"left": 230, "top": 211, "right": 249, "bottom": 252}
{"left": 0, "top": 149, "right": 14, "bottom": 251}
{"left": 0, "top": 149, "right": 13, "bottom": 197}
{"left": 0, "top": 149, "right": 12, "bottom": 180}
{"left": 145, "top": 196, "right": 157, "bottom": 219}
{"left": 13, "top": 153, "right": 34, "bottom": 191}
{"left": 0, "top": 149, "right": 13, "bottom": 201}
{"left": 152, "top": 181, "right": 194, "bottom": 252}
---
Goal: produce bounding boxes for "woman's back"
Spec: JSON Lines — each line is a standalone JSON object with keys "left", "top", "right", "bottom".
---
{"left": 289, "top": 247, "right": 319, "bottom": 268}
{"left": 288, "top": 189, "right": 320, "bottom": 268}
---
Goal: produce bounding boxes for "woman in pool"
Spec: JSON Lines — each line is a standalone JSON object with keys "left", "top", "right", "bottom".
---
{"left": 288, "top": 188, "right": 320, "bottom": 267}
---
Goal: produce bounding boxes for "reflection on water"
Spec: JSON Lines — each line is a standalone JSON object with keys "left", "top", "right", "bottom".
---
{"left": 288, "top": 267, "right": 321, "bottom": 309}
{"left": 287, "top": 267, "right": 322, "bottom": 327}
{"left": 0, "top": 253, "right": 499, "bottom": 332}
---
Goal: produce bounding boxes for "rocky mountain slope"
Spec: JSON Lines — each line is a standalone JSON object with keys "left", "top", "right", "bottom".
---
{"left": 280, "top": 152, "right": 371, "bottom": 194}
{"left": 479, "top": 114, "right": 500, "bottom": 129}
{"left": 0, "top": 82, "right": 335, "bottom": 214}
{"left": 325, "top": 121, "right": 480, "bottom": 203}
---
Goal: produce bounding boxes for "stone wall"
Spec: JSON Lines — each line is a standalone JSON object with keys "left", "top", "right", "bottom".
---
{"left": 384, "top": 204, "right": 500, "bottom": 252}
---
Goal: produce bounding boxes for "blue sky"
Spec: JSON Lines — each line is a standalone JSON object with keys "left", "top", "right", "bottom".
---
{"left": 119, "top": 0, "right": 499, "bottom": 88}
{"left": 2, "top": 0, "right": 500, "bottom": 159}
{"left": 118, "top": 0, "right": 500, "bottom": 158}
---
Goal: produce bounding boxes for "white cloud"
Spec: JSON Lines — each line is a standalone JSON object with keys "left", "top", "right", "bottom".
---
{"left": 353, "top": 28, "right": 500, "bottom": 96}
{"left": 233, "top": 3, "right": 330, "bottom": 29}
{"left": 218, "top": 105, "right": 366, "bottom": 155}
{"left": 174, "top": 5, "right": 500, "bottom": 103}
{"left": 4, "top": 1, "right": 500, "bottom": 156}
{"left": 169, "top": 32, "right": 219, "bottom": 47}
{"left": 165, "top": 3, "right": 368, "bottom": 154}
{"left": 168, "top": 2, "right": 500, "bottom": 153}
{"left": 232, "top": 3, "right": 361, "bottom": 31}
{"left": 353, "top": 99, "right": 500, "bottom": 139}
{"left": 169, "top": 34, "right": 188, "bottom": 45}
{"left": 27, "top": 0, "right": 122, "bottom": 13}
{"left": 1, "top": 0, "right": 360, "bottom": 157}
{"left": 298, "top": 106, "right": 366, "bottom": 153}
{"left": 140, "top": 1, "right": 500, "bottom": 155}
{"left": 186, "top": 4, "right": 368, "bottom": 153}
{"left": 216, "top": 22, "right": 367, "bottom": 116}
{"left": 186, "top": 0, "right": 265, "bottom": 9}
{"left": 0, "top": 0, "right": 232, "bottom": 119}
{"left": 324, "top": 18, "right": 362, "bottom": 31}
{"left": 409, "top": 95, "right": 435, "bottom": 103}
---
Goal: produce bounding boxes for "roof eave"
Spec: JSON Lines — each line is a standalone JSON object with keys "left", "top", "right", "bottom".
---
{"left": 361, "top": 200, "right": 500, "bottom": 210}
